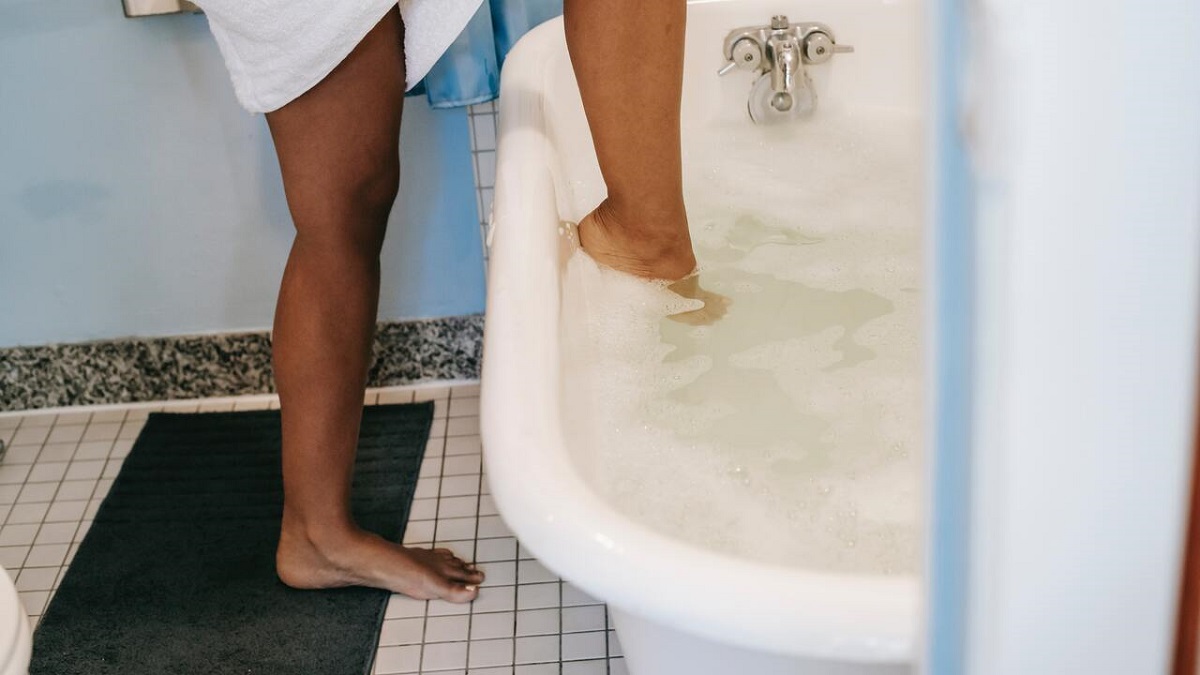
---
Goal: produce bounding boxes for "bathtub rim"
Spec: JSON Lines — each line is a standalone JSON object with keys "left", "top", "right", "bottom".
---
{"left": 481, "top": 13, "right": 921, "bottom": 665}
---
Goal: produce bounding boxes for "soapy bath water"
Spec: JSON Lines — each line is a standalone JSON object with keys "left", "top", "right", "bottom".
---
{"left": 561, "top": 112, "right": 923, "bottom": 575}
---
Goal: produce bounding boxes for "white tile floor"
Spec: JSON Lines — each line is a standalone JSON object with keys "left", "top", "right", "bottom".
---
{"left": 0, "top": 382, "right": 627, "bottom": 675}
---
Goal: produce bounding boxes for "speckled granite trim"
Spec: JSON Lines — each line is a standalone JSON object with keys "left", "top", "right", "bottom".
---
{"left": 0, "top": 316, "right": 483, "bottom": 412}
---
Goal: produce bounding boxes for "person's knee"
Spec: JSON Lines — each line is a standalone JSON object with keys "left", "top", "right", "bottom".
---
{"left": 345, "top": 154, "right": 399, "bottom": 253}
{"left": 350, "top": 153, "right": 401, "bottom": 224}
{"left": 295, "top": 153, "right": 400, "bottom": 258}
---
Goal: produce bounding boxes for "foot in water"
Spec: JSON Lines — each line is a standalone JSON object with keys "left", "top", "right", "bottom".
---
{"left": 276, "top": 522, "right": 485, "bottom": 603}
{"left": 666, "top": 274, "right": 731, "bottom": 325}
{"left": 578, "top": 203, "right": 730, "bottom": 324}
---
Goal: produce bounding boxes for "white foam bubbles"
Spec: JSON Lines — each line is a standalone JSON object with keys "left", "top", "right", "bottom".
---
{"left": 560, "top": 111, "right": 924, "bottom": 575}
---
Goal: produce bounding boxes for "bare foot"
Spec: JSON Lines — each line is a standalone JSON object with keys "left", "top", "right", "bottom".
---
{"left": 577, "top": 203, "right": 730, "bottom": 325}
{"left": 277, "top": 524, "right": 484, "bottom": 603}
{"left": 577, "top": 203, "right": 697, "bottom": 281}
{"left": 668, "top": 275, "right": 731, "bottom": 325}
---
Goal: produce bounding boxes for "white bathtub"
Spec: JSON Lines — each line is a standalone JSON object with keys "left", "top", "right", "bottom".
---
{"left": 481, "top": 1, "right": 925, "bottom": 673}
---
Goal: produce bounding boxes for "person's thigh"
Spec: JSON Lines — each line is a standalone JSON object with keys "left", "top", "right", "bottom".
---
{"left": 265, "top": 8, "right": 407, "bottom": 249}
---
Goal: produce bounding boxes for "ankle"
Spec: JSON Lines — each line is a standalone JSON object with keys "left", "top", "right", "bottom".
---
{"left": 591, "top": 200, "right": 695, "bottom": 261}
{"left": 281, "top": 510, "right": 359, "bottom": 549}
{"left": 580, "top": 201, "right": 695, "bottom": 280}
{"left": 595, "top": 199, "right": 689, "bottom": 246}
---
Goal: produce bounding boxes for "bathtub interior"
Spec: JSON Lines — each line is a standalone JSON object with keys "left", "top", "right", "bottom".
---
{"left": 538, "top": 0, "right": 926, "bottom": 552}
{"left": 485, "top": 0, "right": 926, "bottom": 662}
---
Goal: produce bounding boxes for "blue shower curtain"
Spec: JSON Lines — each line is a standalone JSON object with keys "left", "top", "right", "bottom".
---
{"left": 410, "top": 0, "right": 564, "bottom": 108}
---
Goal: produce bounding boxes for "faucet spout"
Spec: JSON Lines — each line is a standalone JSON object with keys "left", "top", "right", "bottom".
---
{"left": 768, "top": 36, "right": 800, "bottom": 111}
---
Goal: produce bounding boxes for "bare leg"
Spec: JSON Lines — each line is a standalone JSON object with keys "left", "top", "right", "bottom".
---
{"left": 565, "top": 1, "right": 727, "bottom": 323}
{"left": 565, "top": 0, "right": 695, "bottom": 281}
{"left": 266, "top": 8, "right": 481, "bottom": 601}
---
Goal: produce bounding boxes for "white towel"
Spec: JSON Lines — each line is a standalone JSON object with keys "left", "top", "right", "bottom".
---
{"left": 198, "top": 0, "right": 486, "bottom": 113}
{"left": 399, "top": 0, "right": 487, "bottom": 89}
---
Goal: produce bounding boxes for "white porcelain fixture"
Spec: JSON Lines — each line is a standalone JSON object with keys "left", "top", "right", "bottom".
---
{"left": 0, "top": 568, "right": 32, "bottom": 675}
{"left": 482, "top": 1, "right": 924, "bottom": 673}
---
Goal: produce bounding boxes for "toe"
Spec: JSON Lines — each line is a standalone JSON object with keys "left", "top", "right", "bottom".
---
{"left": 436, "top": 550, "right": 477, "bottom": 571}
{"left": 430, "top": 576, "right": 479, "bottom": 604}
{"left": 445, "top": 584, "right": 480, "bottom": 604}
{"left": 455, "top": 567, "right": 486, "bottom": 584}
{"left": 440, "top": 559, "right": 485, "bottom": 583}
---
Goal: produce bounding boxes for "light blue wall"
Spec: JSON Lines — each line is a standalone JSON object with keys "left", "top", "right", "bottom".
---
{"left": 0, "top": 3, "right": 486, "bottom": 348}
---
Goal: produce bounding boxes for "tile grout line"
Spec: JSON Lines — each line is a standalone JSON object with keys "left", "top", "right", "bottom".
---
{"left": 418, "top": 391, "right": 451, "bottom": 675}
{"left": 11, "top": 414, "right": 67, "bottom": 618}
{"left": 373, "top": 389, "right": 422, "bottom": 675}
{"left": 0, "top": 413, "right": 49, "bottom": 532}
{"left": 560, "top": 578, "right": 567, "bottom": 675}
{"left": 468, "top": 109, "right": 490, "bottom": 273}
{"left": 603, "top": 604, "right": 612, "bottom": 675}
{"left": 455, "top": 384, "right": 491, "bottom": 675}
{"left": 8, "top": 411, "right": 93, "bottom": 581}
{"left": 467, "top": 103, "right": 497, "bottom": 270}
{"left": 52, "top": 409, "right": 126, "bottom": 611}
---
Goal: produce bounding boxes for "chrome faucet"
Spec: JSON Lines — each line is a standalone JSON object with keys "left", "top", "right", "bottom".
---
{"left": 719, "top": 16, "right": 853, "bottom": 116}
{"left": 767, "top": 30, "right": 802, "bottom": 111}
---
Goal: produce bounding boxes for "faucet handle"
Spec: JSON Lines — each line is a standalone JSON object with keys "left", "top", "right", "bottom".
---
{"left": 803, "top": 31, "right": 853, "bottom": 64}
{"left": 719, "top": 37, "right": 764, "bottom": 76}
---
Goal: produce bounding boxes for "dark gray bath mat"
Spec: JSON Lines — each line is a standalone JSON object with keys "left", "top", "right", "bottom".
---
{"left": 30, "top": 403, "right": 432, "bottom": 675}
